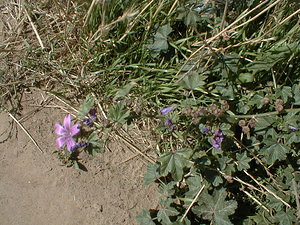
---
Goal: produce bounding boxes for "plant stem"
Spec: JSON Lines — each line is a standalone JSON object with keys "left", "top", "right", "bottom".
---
{"left": 229, "top": 108, "right": 300, "bottom": 119}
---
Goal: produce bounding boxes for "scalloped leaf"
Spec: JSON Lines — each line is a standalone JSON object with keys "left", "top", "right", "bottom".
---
{"left": 77, "top": 95, "right": 94, "bottom": 118}
{"left": 157, "top": 149, "right": 193, "bottom": 181}
{"left": 236, "top": 152, "right": 251, "bottom": 171}
{"left": 157, "top": 198, "right": 179, "bottom": 224}
{"left": 193, "top": 189, "right": 237, "bottom": 225}
{"left": 261, "top": 139, "right": 291, "bottom": 164}
{"left": 136, "top": 209, "right": 156, "bottom": 225}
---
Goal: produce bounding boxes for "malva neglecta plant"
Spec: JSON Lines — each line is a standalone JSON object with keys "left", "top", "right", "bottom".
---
{"left": 54, "top": 98, "right": 105, "bottom": 168}
{"left": 42, "top": 0, "right": 300, "bottom": 224}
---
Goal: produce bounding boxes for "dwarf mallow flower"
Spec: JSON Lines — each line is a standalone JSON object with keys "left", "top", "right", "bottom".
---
{"left": 55, "top": 114, "right": 80, "bottom": 152}
{"left": 164, "top": 117, "right": 176, "bottom": 131}
{"left": 289, "top": 125, "right": 298, "bottom": 131}
{"left": 70, "top": 141, "right": 90, "bottom": 152}
{"left": 202, "top": 127, "right": 210, "bottom": 135}
{"left": 212, "top": 130, "right": 224, "bottom": 149}
{"left": 160, "top": 106, "right": 173, "bottom": 115}
{"left": 83, "top": 109, "right": 97, "bottom": 127}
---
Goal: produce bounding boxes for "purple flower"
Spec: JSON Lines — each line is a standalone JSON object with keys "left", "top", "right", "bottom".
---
{"left": 89, "top": 109, "right": 97, "bottom": 120}
{"left": 289, "top": 125, "right": 298, "bottom": 131}
{"left": 202, "top": 127, "right": 210, "bottom": 134}
{"left": 70, "top": 141, "right": 90, "bottom": 152}
{"left": 55, "top": 114, "right": 80, "bottom": 152}
{"left": 212, "top": 130, "right": 224, "bottom": 149}
{"left": 164, "top": 117, "right": 176, "bottom": 131}
{"left": 83, "top": 109, "right": 97, "bottom": 127}
{"left": 160, "top": 106, "right": 173, "bottom": 115}
{"left": 165, "top": 118, "right": 172, "bottom": 126}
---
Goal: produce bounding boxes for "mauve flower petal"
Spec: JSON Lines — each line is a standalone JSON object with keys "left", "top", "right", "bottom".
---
{"left": 56, "top": 136, "right": 68, "bottom": 148}
{"left": 63, "top": 114, "right": 72, "bottom": 130}
{"left": 54, "top": 123, "right": 66, "bottom": 135}
{"left": 165, "top": 118, "right": 172, "bottom": 126}
{"left": 160, "top": 106, "right": 173, "bottom": 115}
{"left": 66, "top": 138, "right": 76, "bottom": 152}
{"left": 212, "top": 143, "right": 221, "bottom": 149}
{"left": 289, "top": 125, "right": 298, "bottom": 131}
{"left": 214, "top": 130, "right": 223, "bottom": 137}
{"left": 70, "top": 124, "right": 80, "bottom": 136}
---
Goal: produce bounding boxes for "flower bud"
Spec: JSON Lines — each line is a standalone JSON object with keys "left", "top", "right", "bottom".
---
{"left": 248, "top": 118, "right": 257, "bottom": 128}
{"left": 261, "top": 97, "right": 270, "bottom": 105}
{"left": 238, "top": 120, "right": 247, "bottom": 127}
{"left": 242, "top": 126, "right": 250, "bottom": 134}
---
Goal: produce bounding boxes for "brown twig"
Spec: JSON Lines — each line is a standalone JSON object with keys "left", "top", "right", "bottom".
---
{"left": 180, "top": 185, "right": 205, "bottom": 222}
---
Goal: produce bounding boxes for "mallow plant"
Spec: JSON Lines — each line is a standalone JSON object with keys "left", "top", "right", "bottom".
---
{"left": 53, "top": 96, "right": 104, "bottom": 169}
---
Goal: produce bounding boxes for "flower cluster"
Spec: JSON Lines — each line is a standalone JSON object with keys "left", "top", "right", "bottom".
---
{"left": 212, "top": 130, "right": 224, "bottom": 149}
{"left": 160, "top": 106, "right": 176, "bottom": 131}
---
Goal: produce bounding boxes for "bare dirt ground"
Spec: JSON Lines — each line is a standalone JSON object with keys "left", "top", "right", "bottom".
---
{"left": 0, "top": 1, "right": 158, "bottom": 222}
{"left": 0, "top": 90, "right": 158, "bottom": 225}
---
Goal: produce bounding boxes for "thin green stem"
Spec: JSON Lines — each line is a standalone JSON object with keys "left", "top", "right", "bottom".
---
{"left": 228, "top": 108, "right": 300, "bottom": 119}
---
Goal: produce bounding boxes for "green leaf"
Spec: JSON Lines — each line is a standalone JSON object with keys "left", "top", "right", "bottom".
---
{"left": 87, "top": 133, "right": 104, "bottom": 147}
{"left": 223, "top": 53, "right": 240, "bottom": 74}
{"left": 254, "top": 117, "right": 276, "bottom": 132}
{"left": 136, "top": 209, "right": 156, "bottom": 225}
{"left": 147, "top": 23, "right": 172, "bottom": 56}
{"left": 193, "top": 189, "right": 237, "bottom": 225}
{"left": 157, "top": 150, "right": 193, "bottom": 181}
{"left": 238, "top": 73, "right": 254, "bottom": 83}
{"left": 236, "top": 152, "right": 251, "bottom": 171}
{"left": 177, "top": 7, "right": 201, "bottom": 26}
{"left": 292, "top": 84, "right": 300, "bottom": 105}
{"left": 280, "top": 86, "right": 292, "bottom": 103}
{"left": 220, "top": 123, "right": 234, "bottom": 136}
{"left": 266, "top": 195, "right": 283, "bottom": 211}
{"left": 204, "top": 169, "right": 223, "bottom": 187}
{"left": 157, "top": 198, "right": 179, "bottom": 224}
{"left": 77, "top": 95, "right": 94, "bottom": 118}
{"left": 158, "top": 182, "right": 176, "bottom": 198}
{"left": 173, "top": 218, "right": 191, "bottom": 225}
{"left": 144, "top": 163, "right": 160, "bottom": 185}
{"left": 285, "top": 132, "right": 300, "bottom": 145}
{"left": 275, "top": 209, "right": 297, "bottom": 225}
{"left": 185, "top": 175, "right": 203, "bottom": 199}
{"left": 179, "top": 71, "right": 206, "bottom": 90}
{"left": 86, "top": 133, "right": 104, "bottom": 155}
{"left": 248, "top": 94, "right": 264, "bottom": 109}
{"left": 108, "top": 102, "right": 130, "bottom": 124}
{"left": 218, "top": 156, "right": 232, "bottom": 171}
{"left": 114, "top": 82, "right": 137, "bottom": 100}
{"left": 261, "top": 139, "right": 291, "bottom": 164}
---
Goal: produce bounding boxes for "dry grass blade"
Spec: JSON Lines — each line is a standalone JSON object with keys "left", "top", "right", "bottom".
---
{"left": 218, "top": 168, "right": 263, "bottom": 193}
{"left": 292, "top": 178, "right": 300, "bottom": 219}
{"left": 115, "top": 129, "right": 155, "bottom": 164}
{"left": 83, "top": 0, "right": 100, "bottom": 26}
{"left": 6, "top": 110, "right": 43, "bottom": 153}
{"left": 243, "top": 170, "right": 291, "bottom": 208}
{"left": 119, "top": 0, "right": 155, "bottom": 42}
{"left": 23, "top": 7, "right": 45, "bottom": 49}
{"left": 242, "top": 189, "right": 270, "bottom": 213}
{"left": 180, "top": 185, "right": 205, "bottom": 222}
{"left": 174, "top": 0, "right": 281, "bottom": 78}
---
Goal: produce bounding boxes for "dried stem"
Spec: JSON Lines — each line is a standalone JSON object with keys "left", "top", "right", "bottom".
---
{"left": 242, "top": 189, "right": 270, "bottom": 213}
{"left": 6, "top": 110, "right": 43, "bottom": 153}
{"left": 180, "top": 185, "right": 205, "bottom": 222}
{"left": 243, "top": 170, "right": 291, "bottom": 208}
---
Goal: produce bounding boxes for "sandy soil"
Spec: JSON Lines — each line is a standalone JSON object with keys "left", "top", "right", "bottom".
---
{"left": 0, "top": 90, "right": 158, "bottom": 225}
